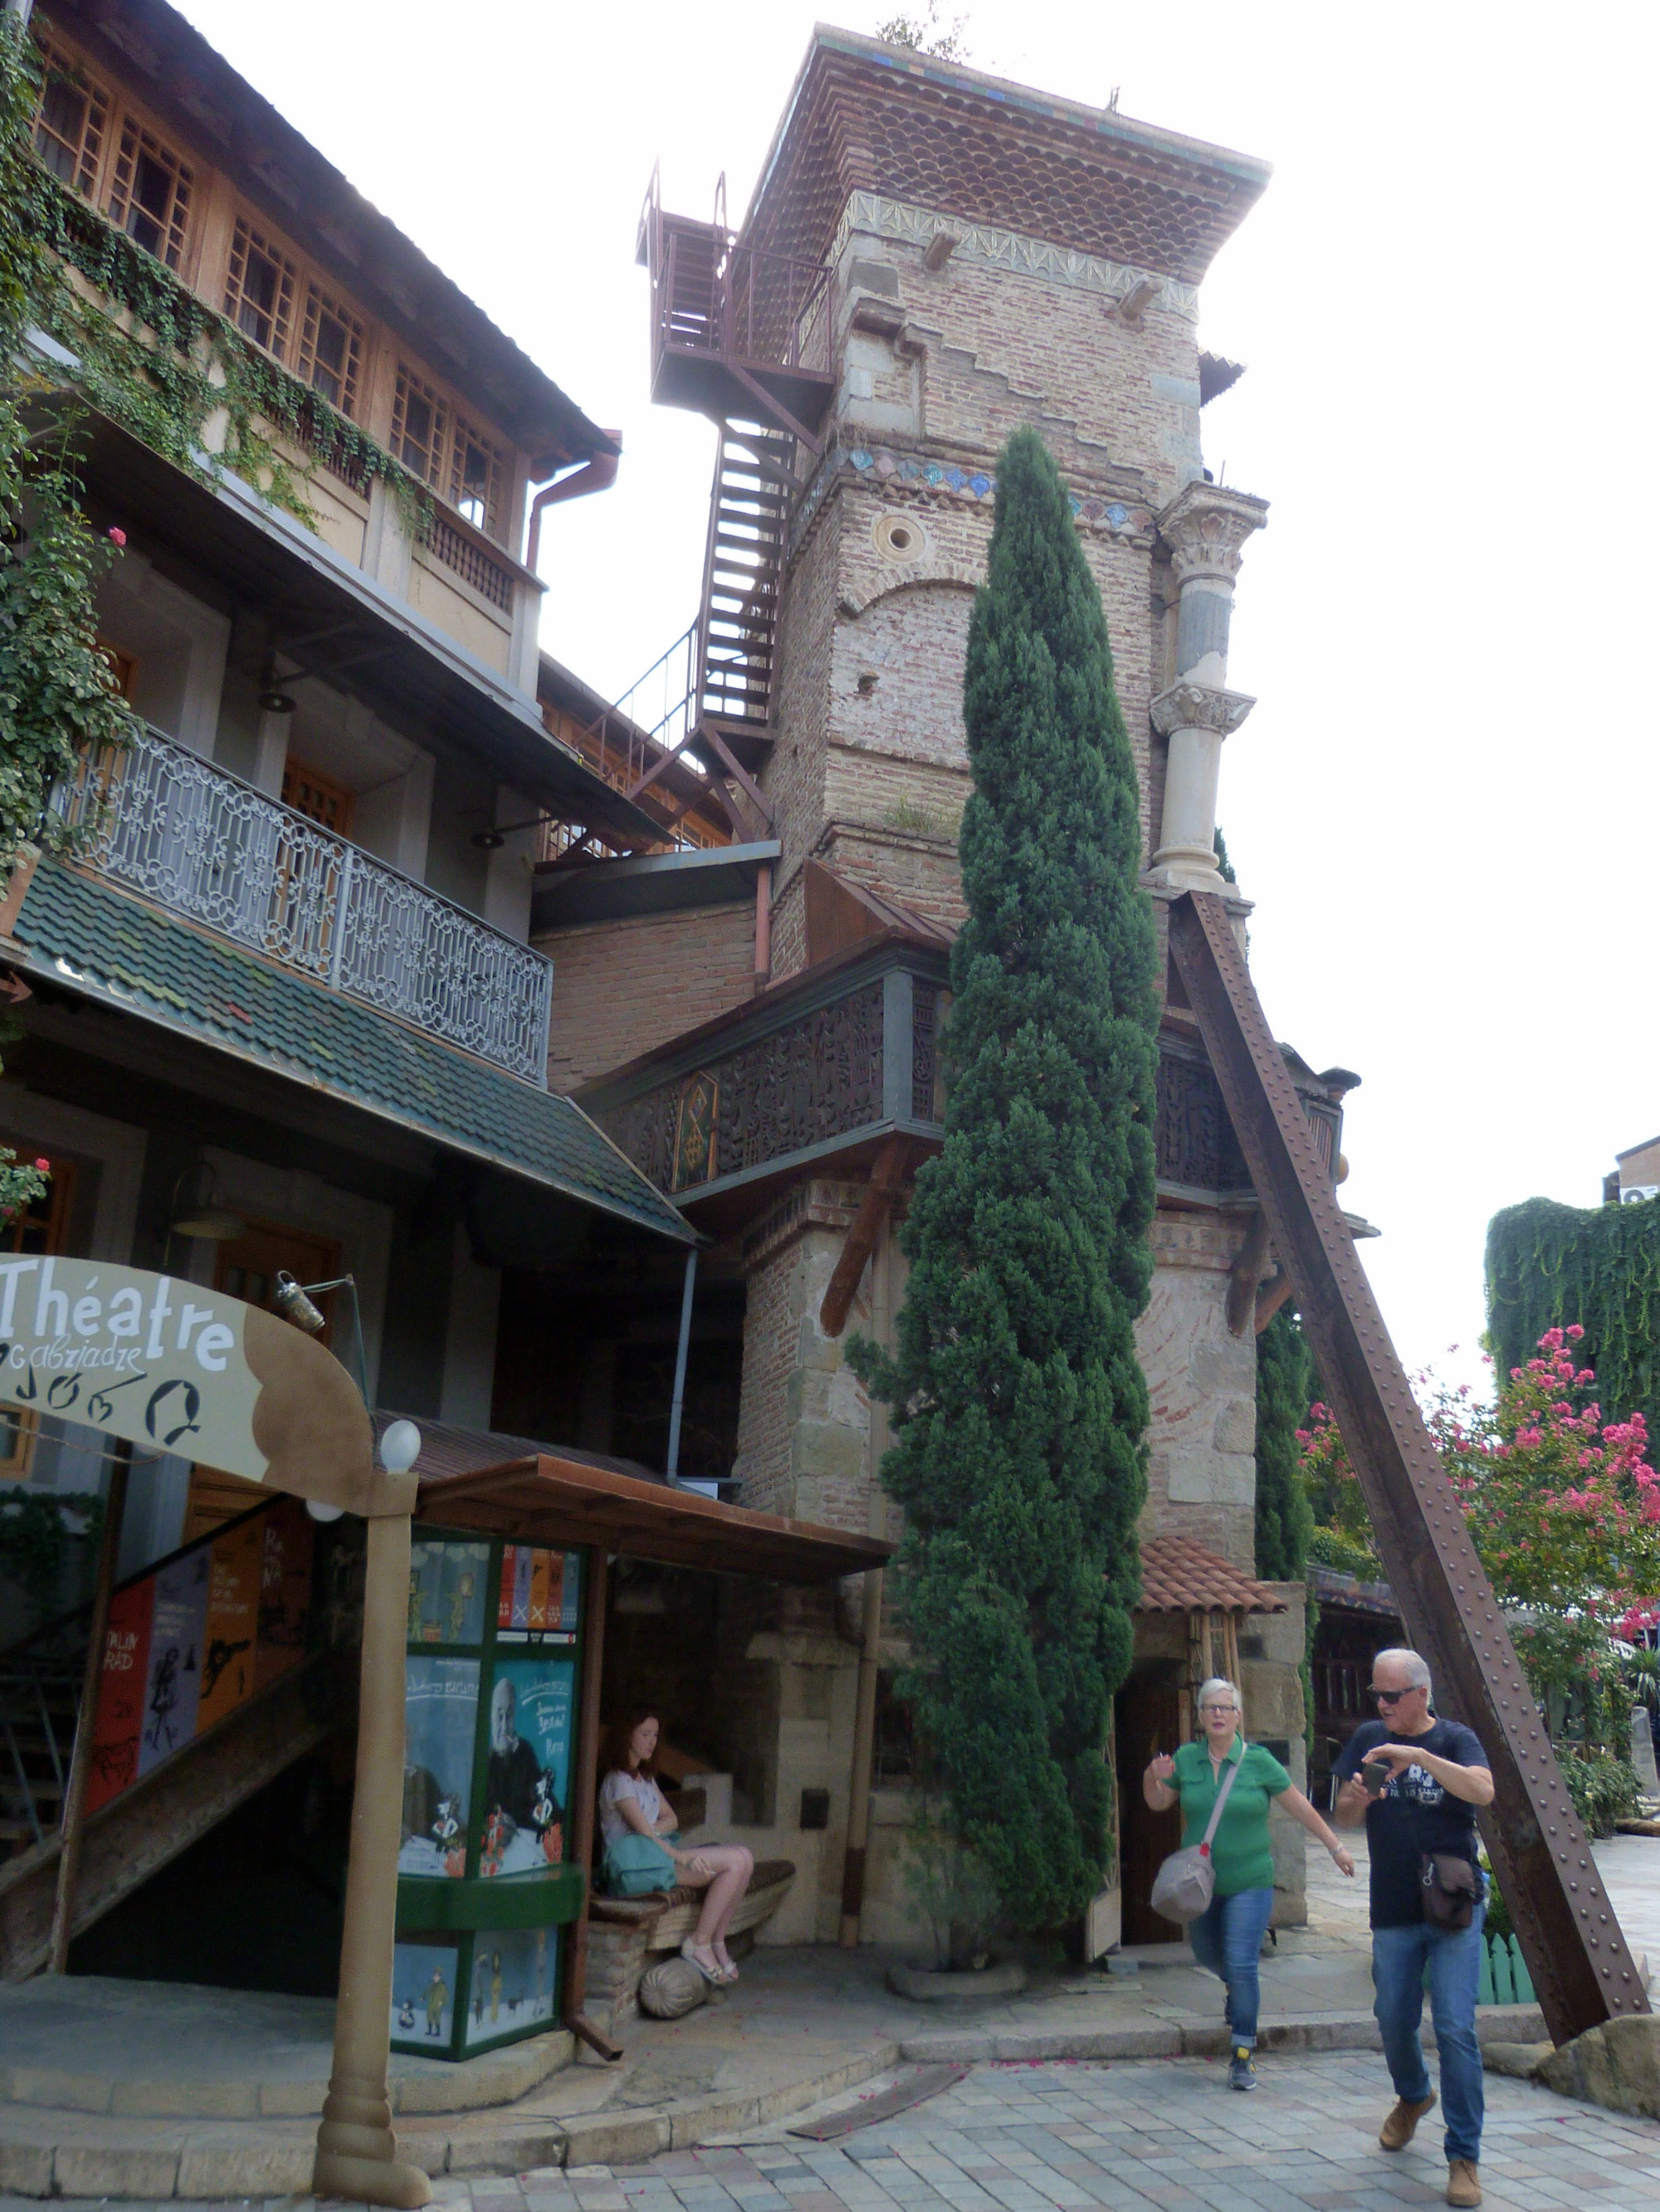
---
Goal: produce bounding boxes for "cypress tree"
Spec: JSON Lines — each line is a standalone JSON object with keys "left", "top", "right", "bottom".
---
{"left": 1253, "top": 1306, "right": 1316, "bottom": 1581}
{"left": 852, "top": 427, "right": 1160, "bottom": 1929}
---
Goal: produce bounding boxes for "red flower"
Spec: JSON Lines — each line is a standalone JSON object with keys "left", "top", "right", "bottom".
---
{"left": 32, "top": 1158, "right": 48, "bottom": 1172}
{"left": 107, "top": 527, "right": 126, "bottom": 547}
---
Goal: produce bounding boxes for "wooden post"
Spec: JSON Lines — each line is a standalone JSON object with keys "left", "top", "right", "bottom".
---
{"left": 47, "top": 1441, "right": 130, "bottom": 1973}
{"left": 838, "top": 1566, "right": 884, "bottom": 1947}
{"left": 312, "top": 1508, "right": 430, "bottom": 2210}
{"left": 564, "top": 1545, "right": 618, "bottom": 2060}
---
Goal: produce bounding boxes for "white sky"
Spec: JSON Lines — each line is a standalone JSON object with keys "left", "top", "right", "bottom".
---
{"left": 174, "top": 1, "right": 1660, "bottom": 1399}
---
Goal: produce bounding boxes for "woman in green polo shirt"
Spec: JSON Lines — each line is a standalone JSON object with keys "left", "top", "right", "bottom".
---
{"left": 1145, "top": 1677, "right": 1355, "bottom": 2091}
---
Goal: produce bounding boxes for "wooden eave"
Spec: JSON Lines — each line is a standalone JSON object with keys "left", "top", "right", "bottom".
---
{"left": 417, "top": 1455, "right": 892, "bottom": 1582}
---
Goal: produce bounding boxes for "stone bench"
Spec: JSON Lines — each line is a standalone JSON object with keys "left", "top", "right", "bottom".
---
{"left": 584, "top": 1861, "right": 796, "bottom": 2037}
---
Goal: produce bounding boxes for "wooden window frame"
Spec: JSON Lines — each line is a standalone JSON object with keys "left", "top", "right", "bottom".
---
{"left": 224, "top": 215, "right": 298, "bottom": 363}
{"left": 297, "top": 281, "right": 365, "bottom": 420}
{"left": 449, "top": 415, "right": 505, "bottom": 540}
{"left": 392, "top": 363, "right": 450, "bottom": 488}
{"left": 106, "top": 115, "right": 193, "bottom": 271}
{"left": 32, "top": 36, "right": 110, "bottom": 198}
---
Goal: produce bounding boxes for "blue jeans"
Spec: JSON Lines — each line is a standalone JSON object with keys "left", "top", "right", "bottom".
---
{"left": 1188, "top": 1885, "right": 1275, "bottom": 2048}
{"left": 1371, "top": 1907, "right": 1485, "bottom": 2164}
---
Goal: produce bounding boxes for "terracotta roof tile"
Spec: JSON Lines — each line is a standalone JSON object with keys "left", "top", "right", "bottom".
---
{"left": 1135, "top": 1535, "right": 1287, "bottom": 1614}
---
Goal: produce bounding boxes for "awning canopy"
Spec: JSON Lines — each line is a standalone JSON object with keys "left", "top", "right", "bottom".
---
{"left": 1134, "top": 1535, "right": 1287, "bottom": 1615}
{"left": 417, "top": 1455, "right": 893, "bottom": 1583}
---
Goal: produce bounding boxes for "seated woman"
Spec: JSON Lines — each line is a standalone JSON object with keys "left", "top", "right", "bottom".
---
{"left": 598, "top": 1707, "right": 754, "bottom": 1985}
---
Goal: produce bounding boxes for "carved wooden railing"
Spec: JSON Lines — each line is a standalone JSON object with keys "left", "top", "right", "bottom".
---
{"left": 592, "top": 978, "right": 1340, "bottom": 1204}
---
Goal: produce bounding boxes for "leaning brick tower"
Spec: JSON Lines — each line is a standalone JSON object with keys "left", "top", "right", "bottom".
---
{"left": 615, "top": 33, "right": 1331, "bottom": 1944}
{"left": 723, "top": 30, "right": 1274, "bottom": 973}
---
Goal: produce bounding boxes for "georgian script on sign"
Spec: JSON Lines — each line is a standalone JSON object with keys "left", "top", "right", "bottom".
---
{"left": 0, "top": 1256, "right": 378, "bottom": 1512}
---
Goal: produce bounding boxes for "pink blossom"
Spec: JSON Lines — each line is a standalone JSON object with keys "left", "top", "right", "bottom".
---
{"left": 107, "top": 527, "right": 126, "bottom": 547}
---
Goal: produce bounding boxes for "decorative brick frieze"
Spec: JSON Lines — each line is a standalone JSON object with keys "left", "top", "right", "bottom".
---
{"left": 831, "top": 193, "right": 1202, "bottom": 321}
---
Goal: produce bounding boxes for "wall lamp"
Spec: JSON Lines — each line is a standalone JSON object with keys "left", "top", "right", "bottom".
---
{"left": 274, "top": 1269, "right": 372, "bottom": 1409}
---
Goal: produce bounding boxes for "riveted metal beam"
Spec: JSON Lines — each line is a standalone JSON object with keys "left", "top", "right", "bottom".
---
{"left": 1168, "top": 889, "right": 1648, "bottom": 2044}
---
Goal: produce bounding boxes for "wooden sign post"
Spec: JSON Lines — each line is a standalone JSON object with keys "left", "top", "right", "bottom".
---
{"left": 0, "top": 1259, "right": 430, "bottom": 2210}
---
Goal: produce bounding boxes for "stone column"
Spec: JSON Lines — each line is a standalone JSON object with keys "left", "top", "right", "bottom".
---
{"left": 1148, "top": 484, "right": 1267, "bottom": 892}
{"left": 1149, "top": 679, "right": 1257, "bottom": 887}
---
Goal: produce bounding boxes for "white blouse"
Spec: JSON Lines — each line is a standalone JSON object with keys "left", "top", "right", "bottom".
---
{"left": 598, "top": 1768, "right": 667, "bottom": 1847}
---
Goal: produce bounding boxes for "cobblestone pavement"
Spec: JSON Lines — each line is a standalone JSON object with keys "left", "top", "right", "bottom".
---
{"left": 423, "top": 2050, "right": 1659, "bottom": 2212}
{"left": 0, "top": 2047, "right": 1653, "bottom": 2210}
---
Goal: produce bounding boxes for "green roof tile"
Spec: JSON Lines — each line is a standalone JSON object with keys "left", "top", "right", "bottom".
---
{"left": 12, "top": 861, "right": 692, "bottom": 1245}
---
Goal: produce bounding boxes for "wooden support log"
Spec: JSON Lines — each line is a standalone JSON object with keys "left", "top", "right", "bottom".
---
{"left": 819, "top": 1137, "right": 911, "bottom": 1340}
{"left": 1253, "top": 1267, "right": 1295, "bottom": 1334}
{"left": 1226, "top": 1211, "right": 1272, "bottom": 1336}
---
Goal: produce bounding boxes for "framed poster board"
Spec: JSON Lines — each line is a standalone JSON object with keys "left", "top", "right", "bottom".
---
{"left": 393, "top": 1527, "right": 588, "bottom": 2061}
{"left": 87, "top": 1492, "right": 315, "bottom": 1815}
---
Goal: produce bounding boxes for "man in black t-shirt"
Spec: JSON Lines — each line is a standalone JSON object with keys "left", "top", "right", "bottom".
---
{"left": 1334, "top": 1647, "right": 1493, "bottom": 2210}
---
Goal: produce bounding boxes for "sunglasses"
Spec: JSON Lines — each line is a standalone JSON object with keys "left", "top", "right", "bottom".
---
{"left": 1367, "top": 1686, "right": 1413, "bottom": 1705}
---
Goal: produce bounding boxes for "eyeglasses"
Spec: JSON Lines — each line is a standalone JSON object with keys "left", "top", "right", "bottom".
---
{"left": 1367, "top": 1686, "right": 1412, "bottom": 1705}
{"left": 1199, "top": 1704, "right": 1238, "bottom": 1716}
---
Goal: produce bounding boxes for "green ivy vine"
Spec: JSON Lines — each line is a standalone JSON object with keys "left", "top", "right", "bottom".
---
{"left": 1485, "top": 1195, "right": 1660, "bottom": 1440}
{"left": 2, "top": 22, "right": 431, "bottom": 540}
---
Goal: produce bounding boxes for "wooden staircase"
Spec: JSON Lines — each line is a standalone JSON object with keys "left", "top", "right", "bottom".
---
{"left": 0, "top": 1495, "right": 340, "bottom": 1979}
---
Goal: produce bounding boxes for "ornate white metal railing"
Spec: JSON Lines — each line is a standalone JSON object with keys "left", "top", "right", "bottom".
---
{"left": 55, "top": 725, "right": 554, "bottom": 1085}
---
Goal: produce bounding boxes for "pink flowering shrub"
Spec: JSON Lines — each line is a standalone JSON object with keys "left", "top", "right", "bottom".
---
{"left": 1298, "top": 1327, "right": 1660, "bottom": 1751}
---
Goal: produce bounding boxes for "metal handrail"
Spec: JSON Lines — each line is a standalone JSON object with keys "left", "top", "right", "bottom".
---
{"left": 52, "top": 725, "right": 554, "bottom": 1085}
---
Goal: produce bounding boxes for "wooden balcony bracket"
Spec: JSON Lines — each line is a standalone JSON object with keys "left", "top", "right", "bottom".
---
{"left": 1224, "top": 1210, "right": 1272, "bottom": 1337}
{"left": 820, "top": 1136, "right": 912, "bottom": 1339}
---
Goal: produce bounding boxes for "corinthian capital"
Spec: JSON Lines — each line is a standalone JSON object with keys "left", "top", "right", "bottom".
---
{"left": 1156, "top": 482, "right": 1269, "bottom": 588}
{"left": 1150, "top": 680, "right": 1257, "bottom": 739}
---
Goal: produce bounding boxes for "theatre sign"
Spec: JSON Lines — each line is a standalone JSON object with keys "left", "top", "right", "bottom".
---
{"left": 0, "top": 1255, "right": 378, "bottom": 1512}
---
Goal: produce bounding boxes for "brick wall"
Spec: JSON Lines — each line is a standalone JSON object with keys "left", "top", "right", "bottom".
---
{"left": 761, "top": 204, "right": 1204, "bottom": 964}
{"left": 539, "top": 902, "right": 755, "bottom": 1091}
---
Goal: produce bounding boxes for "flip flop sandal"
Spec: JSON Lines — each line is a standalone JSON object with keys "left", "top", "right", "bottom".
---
{"left": 680, "top": 1938, "right": 721, "bottom": 1983}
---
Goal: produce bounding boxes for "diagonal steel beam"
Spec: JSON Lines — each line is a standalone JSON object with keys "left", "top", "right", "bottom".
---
{"left": 1167, "top": 889, "right": 1648, "bottom": 2044}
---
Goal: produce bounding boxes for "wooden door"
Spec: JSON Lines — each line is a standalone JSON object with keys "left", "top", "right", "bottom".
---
{"left": 1115, "top": 1667, "right": 1185, "bottom": 1946}
{"left": 184, "top": 1222, "right": 343, "bottom": 1540}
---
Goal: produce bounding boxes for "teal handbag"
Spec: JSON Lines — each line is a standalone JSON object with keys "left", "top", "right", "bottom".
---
{"left": 603, "top": 1829, "right": 679, "bottom": 1897}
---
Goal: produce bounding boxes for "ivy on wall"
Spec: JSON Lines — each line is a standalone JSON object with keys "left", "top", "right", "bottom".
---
{"left": 1486, "top": 1196, "right": 1660, "bottom": 1439}
{"left": 2, "top": 23, "right": 432, "bottom": 540}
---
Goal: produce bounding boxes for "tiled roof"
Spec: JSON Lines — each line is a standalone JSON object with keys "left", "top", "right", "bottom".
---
{"left": 12, "top": 861, "right": 692, "bottom": 1244}
{"left": 1135, "top": 1535, "right": 1287, "bottom": 1614}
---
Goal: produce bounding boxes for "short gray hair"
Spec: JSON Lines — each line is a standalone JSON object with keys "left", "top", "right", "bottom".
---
{"left": 1197, "top": 1677, "right": 1243, "bottom": 1712}
{"left": 1373, "top": 1648, "right": 1432, "bottom": 1694}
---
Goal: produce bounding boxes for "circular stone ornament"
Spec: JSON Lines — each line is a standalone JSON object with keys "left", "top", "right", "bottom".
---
{"left": 872, "top": 512, "right": 930, "bottom": 563}
{"left": 638, "top": 1955, "right": 712, "bottom": 2019}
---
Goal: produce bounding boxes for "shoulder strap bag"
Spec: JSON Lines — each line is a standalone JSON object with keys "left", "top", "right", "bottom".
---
{"left": 1150, "top": 1746, "right": 1245, "bottom": 1926}
{"left": 1391, "top": 1752, "right": 1482, "bottom": 1931}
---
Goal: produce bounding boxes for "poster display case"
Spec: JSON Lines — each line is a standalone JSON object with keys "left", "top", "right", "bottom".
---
{"left": 393, "top": 1529, "right": 587, "bottom": 2060}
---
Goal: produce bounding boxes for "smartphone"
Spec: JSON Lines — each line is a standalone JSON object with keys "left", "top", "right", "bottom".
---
{"left": 1360, "top": 1759, "right": 1391, "bottom": 1795}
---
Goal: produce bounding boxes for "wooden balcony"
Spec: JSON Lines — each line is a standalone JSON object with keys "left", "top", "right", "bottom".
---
{"left": 583, "top": 945, "right": 1349, "bottom": 1232}
{"left": 638, "top": 177, "right": 837, "bottom": 447}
